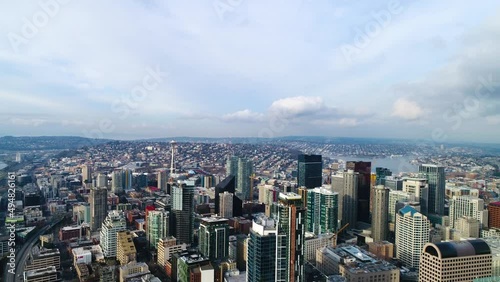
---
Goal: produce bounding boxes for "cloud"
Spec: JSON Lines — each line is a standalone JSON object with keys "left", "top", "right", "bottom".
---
{"left": 269, "top": 96, "right": 327, "bottom": 118}
{"left": 222, "top": 109, "right": 265, "bottom": 122}
{"left": 391, "top": 98, "right": 424, "bottom": 121}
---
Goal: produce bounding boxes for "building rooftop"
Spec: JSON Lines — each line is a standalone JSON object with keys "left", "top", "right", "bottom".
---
{"left": 24, "top": 266, "right": 57, "bottom": 277}
{"left": 423, "top": 239, "right": 491, "bottom": 259}
{"left": 321, "top": 245, "right": 397, "bottom": 274}
{"left": 200, "top": 216, "right": 228, "bottom": 224}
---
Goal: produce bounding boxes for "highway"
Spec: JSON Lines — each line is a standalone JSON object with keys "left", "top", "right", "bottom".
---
{"left": 4, "top": 219, "right": 61, "bottom": 282}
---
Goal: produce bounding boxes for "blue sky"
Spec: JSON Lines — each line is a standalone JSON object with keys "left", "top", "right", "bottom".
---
{"left": 0, "top": 0, "right": 499, "bottom": 142}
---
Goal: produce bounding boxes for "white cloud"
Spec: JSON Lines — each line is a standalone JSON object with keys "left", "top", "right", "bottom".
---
{"left": 269, "top": 96, "right": 326, "bottom": 118}
{"left": 222, "top": 109, "right": 265, "bottom": 122}
{"left": 391, "top": 98, "right": 424, "bottom": 121}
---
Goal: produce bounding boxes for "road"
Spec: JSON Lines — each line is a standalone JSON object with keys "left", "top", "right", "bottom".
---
{"left": 4, "top": 220, "right": 61, "bottom": 282}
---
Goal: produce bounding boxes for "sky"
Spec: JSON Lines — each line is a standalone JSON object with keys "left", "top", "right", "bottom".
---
{"left": 0, "top": 0, "right": 499, "bottom": 143}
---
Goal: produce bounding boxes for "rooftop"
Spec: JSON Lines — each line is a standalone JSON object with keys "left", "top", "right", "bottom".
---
{"left": 423, "top": 239, "right": 491, "bottom": 259}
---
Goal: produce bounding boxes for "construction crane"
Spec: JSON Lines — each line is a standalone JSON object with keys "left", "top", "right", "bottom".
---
{"left": 333, "top": 223, "right": 350, "bottom": 247}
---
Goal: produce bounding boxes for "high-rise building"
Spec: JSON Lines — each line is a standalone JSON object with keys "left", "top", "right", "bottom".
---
{"left": 449, "top": 196, "right": 488, "bottom": 229}
{"left": 111, "top": 171, "right": 124, "bottom": 194}
{"left": 247, "top": 215, "right": 276, "bottom": 282}
{"left": 226, "top": 156, "right": 239, "bottom": 177}
{"left": 455, "top": 216, "right": 480, "bottom": 239}
{"left": 488, "top": 202, "right": 500, "bottom": 229}
{"left": 346, "top": 161, "right": 371, "bottom": 223}
{"left": 306, "top": 187, "right": 338, "bottom": 235}
{"left": 419, "top": 239, "right": 492, "bottom": 281}
{"left": 331, "top": 173, "right": 344, "bottom": 222}
{"left": 89, "top": 187, "right": 107, "bottom": 231}
{"left": 395, "top": 205, "right": 430, "bottom": 269}
{"left": 341, "top": 170, "right": 359, "bottom": 229}
{"left": 96, "top": 173, "right": 107, "bottom": 188}
{"left": 147, "top": 208, "right": 169, "bottom": 249}
{"left": 214, "top": 175, "right": 242, "bottom": 217}
{"left": 157, "top": 170, "right": 168, "bottom": 192}
{"left": 376, "top": 167, "right": 392, "bottom": 185}
{"left": 82, "top": 165, "right": 93, "bottom": 185}
{"left": 219, "top": 191, "right": 234, "bottom": 218}
{"left": 297, "top": 154, "right": 322, "bottom": 189}
{"left": 157, "top": 237, "right": 187, "bottom": 268}
{"left": 237, "top": 158, "right": 253, "bottom": 200}
{"left": 402, "top": 177, "right": 429, "bottom": 215}
{"left": 24, "top": 248, "right": 61, "bottom": 271}
{"left": 117, "top": 231, "right": 136, "bottom": 266}
{"left": 172, "top": 184, "right": 195, "bottom": 245}
{"left": 388, "top": 190, "right": 415, "bottom": 231}
{"left": 274, "top": 192, "right": 306, "bottom": 282}
{"left": 73, "top": 203, "right": 91, "bottom": 225}
{"left": 385, "top": 176, "right": 404, "bottom": 191}
{"left": 100, "top": 211, "right": 126, "bottom": 258}
{"left": 123, "top": 169, "right": 133, "bottom": 190}
{"left": 198, "top": 217, "right": 229, "bottom": 261}
{"left": 372, "top": 185, "right": 390, "bottom": 242}
{"left": 419, "top": 164, "right": 445, "bottom": 216}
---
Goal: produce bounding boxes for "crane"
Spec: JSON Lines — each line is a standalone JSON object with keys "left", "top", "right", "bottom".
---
{"left": 333, "top": 223, "right": 350, "bottom": 247}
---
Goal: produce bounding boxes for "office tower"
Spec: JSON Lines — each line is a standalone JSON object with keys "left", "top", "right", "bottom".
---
{"left": 341, "top": 170, "right": 359, "bottom": 229}
{"left": 89, "top": 187, "right": 107, "bottom": 231}
{"left": 157, "top": 237, "right": 187, "bottom": 268}
{"left": 403, "top": 177, "right": 429, "bottom": 215}
{"left": 488, "top": 202, "right": 500, "bottom": 229}
{"left": 157, "top": 170, "right": 168, "bottom": 192}
{"left": 82, "top": 164, "right": 92, "bottom": 185}
{"left": 297, "top": 154, "right": 322, "bottom": 189}
{"left": 455, "top": 216, "right": 480, "bottom": 239}
{"left": 449, "top": 196, "right": 488, "bottom": 229}
{"left": 219, "top": 191, "right": 234, "bottom": 218}
{"left": 117, "top": 231, "right": 136, "bottom": 266}
{"left": 198, "top": 217, "right": 229, "bottom": 261}
{"left": 172, "top": 184, "right": 195, "bottom": 245}
{"left": 306, "top": 187, "right": 338, "bottom": 235}
{"left": 96, "top": 173, "right": 107, "bottom": 188}
{"left": 395, "top": 205, "right": 430, "bottom": 269}
{"left": 147, "top": 208, "right": 169, "bottom": 249}
{"left": 372, "top": 185, "right": 390, "bottom": 242}
{"left": 247, "top": 215, "right": 277, "bottom": 282}
{"left": 274, "top": 193, "right": 306, "bottom": 282}
{"left": 100, "top": 211, "right": 126, "bottom": 258}
{"left": 237, "top": 158, "right": 253, "bottom": 200}
{"left": 122, "top": 169, "right": 133, "bottom": 190}
{"left": 385, "top": 176, "right": 404, "bottom": 191}
{"left": 24, "top": 248, "right": 61, "bottom": 271}
{"left": 215, "top": 175, "right": 242, "bottom": 217}
{"left": 346, "top": 161, "right": 371, "bottom": 223}
{"left": 111, "top": 170, "right": 124, "bottom": 194}
{"left": 331, "top": 173, "right": 344, "bottom": 221}
{"left": 419, "top": 164, "right": 445, "bottom": 216}
{"left": 388, "top": 190, "right": 415, "bottom": 230}
{"left": 419, "top": 239, "right": 492, "bottom": 281}
{"left": 226, "top": 156, "right": 239, "bottom": 177}
{"left": 173, "top": 253, "right": 213, "bottom": 282}
{"left": 376, "top": 167, "right": 392, "bottom": 185}
{"left": 73, "top": 203, "right": 91, "bottom": 225}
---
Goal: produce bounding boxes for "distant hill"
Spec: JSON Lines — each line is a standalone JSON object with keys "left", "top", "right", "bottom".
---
{"left": 0, "top": 136, "right": 112, "bottom": 151}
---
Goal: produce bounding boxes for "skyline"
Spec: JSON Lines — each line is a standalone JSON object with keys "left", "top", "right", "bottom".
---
{"left": 1, "top": 1, "right": 500, "bottom": 142}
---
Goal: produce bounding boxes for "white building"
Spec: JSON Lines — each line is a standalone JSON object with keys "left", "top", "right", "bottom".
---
{"left": 219, "top": 191, "right": 234, "bottom": 218}
{"left": 449, "top": 196, "right": 488, "bottom": 229}
{"left": 100, "top": 211, "right": 126, "bottom": 258}
{"left": 395, "top": 205, "right": 430, "bottom": 269}
{"left": 388, "top": 191, "right": 415, "bottom": 231}
{"left": 402, "top": 177, "right": 429, "bottom": 215}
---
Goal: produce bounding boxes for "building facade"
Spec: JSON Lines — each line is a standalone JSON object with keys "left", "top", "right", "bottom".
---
{"left": 306, "top": 187, "right": 338, "bottom": 235}
{"left": 395, "top": 205, "right": 430, "bottom": 269}
{"left": 100, "top": 211, "right": 126, "bottom": 258}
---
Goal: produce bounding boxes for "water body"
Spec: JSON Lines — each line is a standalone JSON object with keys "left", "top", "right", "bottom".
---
{"left": 0, "top": 162, "right": 7, "bottom": 170}
{"left": 330, "top": 156, "right": 418, "bottom": 174}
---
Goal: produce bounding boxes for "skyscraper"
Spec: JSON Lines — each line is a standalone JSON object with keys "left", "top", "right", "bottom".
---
{"left": 419, "top": 240, "right": 492, "bottom": 281}
{"left": 372, "top": 185, "right": 389, "bottom": 242}
{"left": 111, "top": 170, "right": 124, "bottom": 194}
{"left": 226, "top": 156, "right": 239, "bottom": 177}
{"left": 402, "top": 177, "right": 429, "bottom": 215}
{"left": 341, "top": 170, "right": 359, "bottom": 229}
{"left": 488, "top": 202, "right": 500, "bottom": 229}
{"left": 215, "top": 175, "right": 242, "bottom": 217}
{"left": 96, "top": 173, "right": 107, "bottom": 188}
{"left": 418, "top": 164, "right": 445, "bottom": 216}
{"left": 172, "top": 184, "right": 195, "bottom": 245}
{"left": 297, "top": 154, "right": 322, "bottom": 189}
{"left": 449, "top": 196, "right": 488, "bottom": 229}
{"left": 219, "top": 191, "right": 234, "bottom": 218}
{"left": 395, "top": 205, "right": 430, "bottom": 269}
{"left": 376, "top": 167, "right": 392, "bottom": 185}
{"left": 247, "top": 215, "right": 276, "bottom": 282}
{"left": 274, "top": 193, "right": 306, "bottom": 282}
{"left": 198, "top": 217, "right": 229, "bottom": 261}
{"left": 306, "top": 187, "right": 338, "bottom": 235}
{"left": 388, "top": 190, "right": 415, "bottom": 231}
{"left": 82, "top": 164, "right": 92, "bottom": 186}
{"left": 89, "top": 187, "right": 107, "bottom": 231}
{"left": 100, "top": 211, "right": 126, "bottom": 258}
{"left": 346, "top": 161, "right": 371, "bottom": 223}
{"left": 157, "top": 170, "right": 168, "bottom": 192}
{"left": 237, "top": 158, "right": 253, "bottom": 200}
{"left": 146, "top": 208, "right": 169, "bottom": 249}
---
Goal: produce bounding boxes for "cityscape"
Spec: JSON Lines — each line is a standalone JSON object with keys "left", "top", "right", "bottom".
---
{"left": 1, "top": 1, "right": 500, "bottom": 282}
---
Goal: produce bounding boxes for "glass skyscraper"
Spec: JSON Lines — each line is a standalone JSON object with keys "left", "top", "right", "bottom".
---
{"left": 297, "top": 154, "right": 322, "bottom": 189}
{"left": 418, "top": 164, "right": 445, "bottom": 216}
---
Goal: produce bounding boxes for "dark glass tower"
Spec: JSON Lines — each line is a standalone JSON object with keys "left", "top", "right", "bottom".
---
{"left": 297, "top": 154, "right": 322, "bottom": 189}
{"left": 246, "top": 215, "right": 276, "bottom": 282}
{"left": 375, "top": 167, "right": 392, "bottom": 185}
{"left": 172, "top": 184, "right": 195, "bottom": 245}
{"left": 419, "top": 164, "right": 445, "bottom": 216}
{"left": 346, "top": 161, "right": 372, "bottom": 224}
